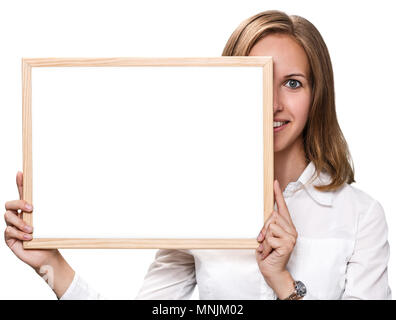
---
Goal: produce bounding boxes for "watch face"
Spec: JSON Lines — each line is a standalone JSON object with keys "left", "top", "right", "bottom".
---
{"left": 295, "top": 281, "right": 307, "bottom": 296}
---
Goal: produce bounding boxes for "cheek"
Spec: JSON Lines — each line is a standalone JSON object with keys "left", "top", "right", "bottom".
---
{"left": 285, "top": 93, "right": 310, "bottom": 128}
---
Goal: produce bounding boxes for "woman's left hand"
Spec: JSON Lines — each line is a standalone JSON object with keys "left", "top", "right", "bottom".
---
{"left": 255, "top": 180, "right": 298, "bottom": 297}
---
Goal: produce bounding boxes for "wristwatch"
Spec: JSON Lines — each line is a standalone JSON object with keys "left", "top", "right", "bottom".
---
{"left": 277, "top": 280, "right": 307, "bottom": 300}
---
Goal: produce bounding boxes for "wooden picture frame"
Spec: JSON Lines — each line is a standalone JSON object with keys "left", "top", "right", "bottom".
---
{"left": 22, "top": 57, "right": 273, "bottom": 249}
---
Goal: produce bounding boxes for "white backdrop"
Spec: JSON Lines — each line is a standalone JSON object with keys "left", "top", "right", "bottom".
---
{"left": 0, "top": 0, "right": 395, "bottom": 299}
{"left": 31, "top": 65, "right": 264, "bottom": 239}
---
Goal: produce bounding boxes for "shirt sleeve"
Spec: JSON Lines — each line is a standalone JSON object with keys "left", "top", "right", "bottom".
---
{"left": 342, "top": 200, "right": 392, "bottom": 299}
{"left": 60, "top": 273, "right": 104, "bottom": 300}
{"left": 135, "top": 249, "right": 196, "bottom": 299}
{"left": 60, "top": 249, "right": 196, "bottom": 300}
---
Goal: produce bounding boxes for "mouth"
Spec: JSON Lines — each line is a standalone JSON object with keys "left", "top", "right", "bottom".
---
{"left": 273, "top": 120, "right": 290, "bottom": 132}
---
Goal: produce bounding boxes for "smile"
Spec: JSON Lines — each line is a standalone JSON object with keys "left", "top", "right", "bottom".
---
{"left": 273, "top": 121, "right": 289, "bottom": 132}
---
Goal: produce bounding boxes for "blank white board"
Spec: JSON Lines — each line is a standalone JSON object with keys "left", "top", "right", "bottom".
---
{"left": 22, "top": 57, "right": 273, "bottom": 249}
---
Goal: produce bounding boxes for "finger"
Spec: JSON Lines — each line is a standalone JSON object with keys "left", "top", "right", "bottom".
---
{"left": 4, "top": 210, "right": 33, "bottom": 232}
{"left": 16, "top": 171, "right": 23, "bottom": 200}
{"left": 4, "top": 200, "right": 33, "bottom": 212}
{"left": 274, "top": 180, "right": 293, "bottom": 224}
{"left": 256, "top": 236, "right": 273, "bottom": 260}
{"left": 267, "top": 235, "right": 295, "bottom": 257}
{"left": 258, "top": 223, "right": 284, "bottom": 259}
{"left": 272, "top": 213, "right": 297, "bottom": 236}
{"left": 4, "top": 225, "right": 32, "bottom": 241}
{"left": 268, "top": 223, "right": 296, "bottom": 244}
{"left": 257, "top": 211, "right": 276, "bottom": 242}
{"left": 266, "top": 236, "right": 285, "bottom": 249}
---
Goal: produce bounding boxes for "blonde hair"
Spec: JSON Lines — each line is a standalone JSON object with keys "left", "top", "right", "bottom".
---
{"left": 222, "top": 10, "right": 355, "bottom": 191}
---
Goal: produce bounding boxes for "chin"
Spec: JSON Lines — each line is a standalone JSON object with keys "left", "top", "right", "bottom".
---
{"left": 274, "top": 138, "right": 295, "bottom": 154}
{"left": 274, "top": 140, "right": 287, "bottom": 153}
{"left": 274, "top": 133, "right": 303, "bottom": 155}
{"left": 274, "top": 146, "right": 286, "bottom": 154}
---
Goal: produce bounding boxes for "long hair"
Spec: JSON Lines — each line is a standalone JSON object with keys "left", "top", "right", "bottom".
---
{"left": 222, "top": 10, "right": 355, "bottom": 191}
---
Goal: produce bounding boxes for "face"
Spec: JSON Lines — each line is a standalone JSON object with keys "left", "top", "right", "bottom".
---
{"left": 249, "top": 33, "right": 312, "bottom": 154}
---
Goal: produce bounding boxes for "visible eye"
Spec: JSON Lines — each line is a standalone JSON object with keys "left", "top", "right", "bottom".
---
{"left": 285, "top": 79, "right": 302, "bottom": 89}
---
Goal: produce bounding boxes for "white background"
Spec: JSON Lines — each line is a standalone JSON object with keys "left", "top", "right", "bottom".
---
{"left": 31, "top": 66, "right": 264, "bottom": 238}
{"left": 0, "top": 0, "right": 395, "bottom": 299}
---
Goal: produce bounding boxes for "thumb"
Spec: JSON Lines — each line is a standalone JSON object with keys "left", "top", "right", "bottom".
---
{"left": 16, "top": 171, "right": 23, "bottom": 200}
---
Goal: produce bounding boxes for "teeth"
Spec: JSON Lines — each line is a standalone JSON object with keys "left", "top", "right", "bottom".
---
{"left": 273, "top": 121, "right": 288, "bottom": 128}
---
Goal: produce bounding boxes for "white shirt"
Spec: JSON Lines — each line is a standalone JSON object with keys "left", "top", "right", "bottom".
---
{"left": 60, "top": 161, "right": 392, "bottom": 300}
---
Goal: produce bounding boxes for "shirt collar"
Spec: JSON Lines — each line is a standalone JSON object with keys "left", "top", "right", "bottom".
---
{"left": 284, "top": 161, "right": 335, "bottom": 207}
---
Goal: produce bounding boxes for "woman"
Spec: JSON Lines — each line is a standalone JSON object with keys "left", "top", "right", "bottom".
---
{"left": 4, "top": 10, "right": 391, "bottom": 299}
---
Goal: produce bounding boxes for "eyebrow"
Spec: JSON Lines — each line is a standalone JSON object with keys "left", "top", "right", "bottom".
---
{"left": 284, "top": 73, "right": 307, "bottom": 79}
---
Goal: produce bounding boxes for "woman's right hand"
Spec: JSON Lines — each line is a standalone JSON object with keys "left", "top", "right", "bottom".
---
{"left": 4, "top": 171, "right": 75, "bottom": 298}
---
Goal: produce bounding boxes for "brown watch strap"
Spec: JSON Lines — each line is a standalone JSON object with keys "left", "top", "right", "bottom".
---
{"left": 277, "top": 281, "right": 300, "bottom": 300}
{"left": 284, "top": 291, "right": 299, "bottom": 300}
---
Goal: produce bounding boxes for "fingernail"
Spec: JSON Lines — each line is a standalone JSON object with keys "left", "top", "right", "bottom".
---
{"left": 23, "top": 225, "right": 33, "bottom": 233}
{"left": 23, "top": 234, "right": 32, "bottom": 240}
{"left": 25, "top": 203, "right": 32, "bottom": 210}
{"left": 257, "top": 232, "right": 264, "bottom": 242}
{"left": 258, "top": 243, "right": 263, "bottom": 251}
